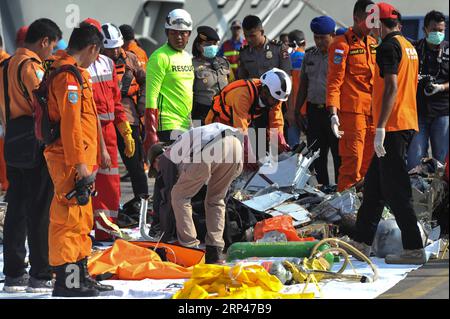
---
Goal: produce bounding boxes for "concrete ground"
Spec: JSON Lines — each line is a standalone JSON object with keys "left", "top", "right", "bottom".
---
{"left": 378, "top": 250, "right": 449, "bottom": 299}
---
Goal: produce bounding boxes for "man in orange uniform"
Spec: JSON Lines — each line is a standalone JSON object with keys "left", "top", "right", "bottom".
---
{"left": 205, "top": 68, "right": 291, "bottom": 169}
{"left": 120, "top": 24, "right": 149, "bottom": 68}
{"left": 0, "top": 19, "right": 61, "bottom": 294}
{"left": 0, "top": 35, "right": 9, "bottom": 192}
{"left": 326, "top": 0, "right": 377, "bottom": 191}
{"left": 81, "top": 19, "right": 136, "bottom": 241}
{"left": 350, "top": 3, "right": 426, "bottom": 265}
{"left": 45, "top": 25, "right": 113, "bottom": 297}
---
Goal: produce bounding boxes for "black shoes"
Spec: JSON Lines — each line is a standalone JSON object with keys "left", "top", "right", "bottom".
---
{"left": 79, "top": 258, "right": 114, "bottom": 292}
{"left": 52, "top": 258, "right": 114, "bottom": 297}
{"left": 205, "top": 246, "right": 226, "bottom": 264}
{"left": 52, "top": 263, "right": 99, "bottom": 297}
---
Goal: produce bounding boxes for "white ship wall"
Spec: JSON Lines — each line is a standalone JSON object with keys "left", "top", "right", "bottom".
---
{"left": 0, "top": 0, "right": 449, "bottom": 55}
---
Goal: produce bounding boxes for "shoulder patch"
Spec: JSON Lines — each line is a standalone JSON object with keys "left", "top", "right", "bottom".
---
{"left": 333, "top": 53, "right": 343, "bottom": 64}
{"left": 68, "top": 91, "right": 79, "bottom": 104}
{"left": 35, "top": 69, "right": 44, "bottom": 82}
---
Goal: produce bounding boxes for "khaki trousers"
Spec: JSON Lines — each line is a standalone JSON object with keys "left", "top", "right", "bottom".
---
{"left": 171, "top": 135, "right": 243, "bottom": 248}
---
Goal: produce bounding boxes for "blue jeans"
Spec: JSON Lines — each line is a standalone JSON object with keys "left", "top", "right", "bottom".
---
{"left": 407, "top": 115, "right": 449, "bottom": 170}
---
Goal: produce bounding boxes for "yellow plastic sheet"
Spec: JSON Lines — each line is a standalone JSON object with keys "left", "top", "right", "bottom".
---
{"left": 173, "top": 263, "right": 314, "bottom": 299}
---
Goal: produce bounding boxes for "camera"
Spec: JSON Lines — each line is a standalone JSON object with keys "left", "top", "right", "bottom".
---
{"left": 65, "top": 174, "right": 97, "bottom": 206}
{"left": 419, "top": 74, "right": 437, "bottom": 95}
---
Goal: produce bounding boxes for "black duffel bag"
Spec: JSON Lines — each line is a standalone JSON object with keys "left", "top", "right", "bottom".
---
{"left": 4, "top": 115, "right": 43, "bottom": 168}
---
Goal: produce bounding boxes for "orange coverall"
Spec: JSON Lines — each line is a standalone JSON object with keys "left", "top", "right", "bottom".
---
{"left": 0, "top": 50, "right": 10, "bottom": 191}
{"left": 44, "top": 52, "right": 100, "bottom": 266}
{"left": 123, "top": 40, "right": 148, "bottom": 69}
{"left": 204, "top": 80, "right": 284, "bottom": 133}
{"left": 326, "top": 28, "right": 377, "bottom": 191}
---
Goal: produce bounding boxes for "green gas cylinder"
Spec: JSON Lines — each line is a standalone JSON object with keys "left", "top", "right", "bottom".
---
{"left": 226, "top": 241, "right": 334, "bottom": 269}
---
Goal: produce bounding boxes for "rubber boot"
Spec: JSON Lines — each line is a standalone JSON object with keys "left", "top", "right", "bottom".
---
{"left": 52, "top": 263, "right": 99, "bottom": 297}
{"left": 79, "top": 258, "right": 114, "bottom": 292}
{"left": 205, "top": 246, "right": 225, "bottom": 264}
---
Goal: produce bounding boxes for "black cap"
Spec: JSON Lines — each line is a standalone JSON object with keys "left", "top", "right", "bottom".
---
{"left": 119, "top": 24, "right": 135, "bottom": 41}
{"left": 197, "top": 26, "right": 220, "bottom": 42}
{"left": 288, "top": 29, "right": 305, "bottom": 44}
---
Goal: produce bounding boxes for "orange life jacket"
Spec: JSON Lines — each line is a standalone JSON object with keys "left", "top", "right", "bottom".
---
{"left": 210, "top": 78, "right": 262, "bottom": 126}
{"left": 115, "top": 49, "right": 140, "bottom": 104}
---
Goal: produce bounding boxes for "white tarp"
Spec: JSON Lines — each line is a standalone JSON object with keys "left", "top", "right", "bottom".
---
{"left": 0, "top": 241, "right": 441, "bottom": 299}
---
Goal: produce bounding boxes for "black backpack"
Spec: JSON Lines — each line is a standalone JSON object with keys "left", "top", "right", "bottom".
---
{"left": 32, "top": 64, "right": 83, "bottom": 145}
{"left": 0, "top": 57, "right": 42, "bottom": 168}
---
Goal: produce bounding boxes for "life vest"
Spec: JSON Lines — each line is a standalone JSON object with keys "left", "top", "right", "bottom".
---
{"left": 222, "top": 39, "right": 246, "bottom": 81}
{"left": 210, "top": 79, "right": 262, "bottom": 126}
{"left": 115, "top": 50, "right": 140, "bottom": 104}
{"left": 222, "top": 40, "right": 243, "bottom": 68}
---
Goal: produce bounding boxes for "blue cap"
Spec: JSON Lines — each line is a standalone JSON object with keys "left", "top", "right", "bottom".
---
{"left": 53, "top": 39, "right": 67, "bottom": 53}
{"left": 336, "top": 27, "right": 348, "bottom": 36}
{"left": 310, "top": 16, "right": 336, "bottom": 35}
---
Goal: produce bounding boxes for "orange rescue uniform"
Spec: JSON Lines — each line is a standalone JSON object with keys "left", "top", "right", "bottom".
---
{"left": 326, "top": 28, "right": 377, "bottom": 191}
{"left": 0, "top": 50, "right": 10, "bottom": 191}
{"left": 372, "top": 35, "right": 419, "bottom": 132}
{"left": 204, "top": 79, "right": 284, "bottom": 133}
{"left": 123, "top": 40, "right": 148, "bottom": 69}
{"left": 44, "top": 52, "right": 100, "bottom": 266}
{"left": 0, "top": 48, "right": 44, "bottom": 189}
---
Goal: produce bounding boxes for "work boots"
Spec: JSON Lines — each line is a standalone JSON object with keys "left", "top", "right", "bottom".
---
{"left": 79, "top": 258, "right": 114, "bottom": 292}
{"left": 385, "top": 248, "right": 427, "bottom": 265}
{"left": 205, "top": 246, "right": 225, "bottom": 264}
{"left": 52, "top": 263, "right": 99, "bottom": 297}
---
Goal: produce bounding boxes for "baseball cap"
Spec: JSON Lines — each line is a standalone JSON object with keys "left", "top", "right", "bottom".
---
{"left": 82, "top": 18, "right": 102, "bottom": 32}
{"left": 376, "top": 2, "right": 400, "bottom": 20}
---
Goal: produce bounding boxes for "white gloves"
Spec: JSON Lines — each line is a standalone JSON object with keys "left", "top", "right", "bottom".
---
{"left": 374, "top": 128, "right": 386, "bottom": 158}
{"left": 330, "top": 114, "right": 343, "bottom": 138}
{"left": 425, "top": 83, "right": 445, "bottom": 96}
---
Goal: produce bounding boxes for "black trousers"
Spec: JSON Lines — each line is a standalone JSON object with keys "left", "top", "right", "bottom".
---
{"left": 354, "top": 130, "right": 423, "bottom": 250}
{"left": 250, "top": 111, "right": 271, "bottom": 161}
{"left": 192, "top": 102, "right": 211, "bottom": 125}
{"left": 157, "top": 130, "right": 181, "bottom": 143}
{"left": 152, "top": 155, "right": 178, "bottom": 241}
{"left": 306, "top": 103, "right": 340, "bottom": 186}
{"left": 3, "top": 161, "right": 53, "bottom": 279}
{"left": 117, "top": 125, "right": 148, "bottom": 198}
{"left": 151, "top": 130, "right": 178, "bottom": 236}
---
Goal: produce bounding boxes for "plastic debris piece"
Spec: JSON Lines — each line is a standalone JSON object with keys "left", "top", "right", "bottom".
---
{"left": 242, "top": 191, "right": 296, "bottom": 212}
{"left": 310, "top": 188, "right": 360, "bottom": 222}
{"left": 273, "top": 203, "right": 311, "bottom": 224}
{"left": 256, "top": 230, "right": 288, "bottom": 243}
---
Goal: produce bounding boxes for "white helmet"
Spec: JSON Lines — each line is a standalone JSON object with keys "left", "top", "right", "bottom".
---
{"left": 101, "top": 23, "right": 124, "bottom": 49}
{"left": 260, "top": 68, "right": 292, "bottom": 102}
{"left": 165, "top": 9, "right": 193, "bottom": 31}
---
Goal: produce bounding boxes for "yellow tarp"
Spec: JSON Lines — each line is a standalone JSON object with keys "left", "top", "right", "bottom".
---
{"left": 173, "top": 263, "right": 314, "bottom": 299}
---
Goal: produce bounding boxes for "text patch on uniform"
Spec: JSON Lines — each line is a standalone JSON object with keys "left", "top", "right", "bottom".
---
{"left": 349, "top": 48, "right": 365, "bottom": 55}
